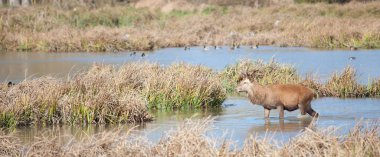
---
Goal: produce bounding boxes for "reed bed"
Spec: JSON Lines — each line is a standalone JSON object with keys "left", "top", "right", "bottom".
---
{"left": 1, "top": 60, "right": 379, "bottom": 128}
{"left": 0, "top": 63, "right": 226, "bottom": 128}
{"left": 1, "top": 1, "right": 380, "bottom": 52}
{"left": 94, "top": 62, "right": 226, "bottom": 110}
{"left": 0, "top": 76, "right": 151, "bottom": 128}
{"left": 221, "top": 59, "right": 380, "bottom": 97}
{"left": 0, "top": 118, "right": 379, "bottom": 157}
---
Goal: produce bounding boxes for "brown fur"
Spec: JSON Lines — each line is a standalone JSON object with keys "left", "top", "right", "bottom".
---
{"left": 236, "top": 78, "right": 318, "bottom": 118}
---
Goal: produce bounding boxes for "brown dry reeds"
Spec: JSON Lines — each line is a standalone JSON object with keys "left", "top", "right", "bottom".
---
{"left": 0, "top": 62, "right": 226, "bottom": 128}
{"left": 0, "top": 118, "right": 379, "bottom": 157}
{"left": 325, "top": 67, "right": 366, "bottom": 97}
{"left": 222, "top": 59, "right": 380, "bottom": 98}
{"left": 1, "top": 60, "right": 379, "bottom": 128}
{"left": 220, "top": 59, "right": 301, "bottom": 93}
{"left": 0, "top": 1, "right": 380, "bottom": 52}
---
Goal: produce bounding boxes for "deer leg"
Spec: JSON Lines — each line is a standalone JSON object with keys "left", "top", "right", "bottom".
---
{"left": 307, "top": 106, "right": 319, "bottom": 117}
{"left": 264, "top": 118, "right": 271, "bottom": 130}
{"left": 298, "top": 104, "right": 306, "bottom": 115}
{"left": 277, "top": 105, "right": 284, "bottom": 119}
{"left": 264, "top": 108, "right": 270, "bottom": 118}
{"left": 279, "top": 118, "right": 285, "bottom": 130}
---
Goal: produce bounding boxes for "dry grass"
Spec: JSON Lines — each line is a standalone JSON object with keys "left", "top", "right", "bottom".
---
{"left": 78, "top": 62, "right": 226, "bottom": 110}
{"left": 220, "top": 59, "right": 301, "bottom": 93}
{"left": 0, "top": 62, "right": 226, "bottom": 128}
{"left": 1, "top": 60, "right": 379, "bottom": 128}
{"left": 0, "top": 76, "right": 151, "bottom": 128}
{"left": 222, "top": 59, "right": 380, "bottom": 97}
{"left": 0, "top": 1, "right": 380, "bottom": 52}
{"left": 325, "top": 67, "right": 366, "bottom": 97}
{"left": 0, "top": 118, "right": 379, "bottom": 157}
{"left": 367, "top": 78, "right": 380, "bottom": 97}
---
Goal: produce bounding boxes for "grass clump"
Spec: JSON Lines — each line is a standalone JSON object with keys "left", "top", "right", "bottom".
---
{"left": 325, "top": 67, "right": 366, "bottom": 97}
{"left": 62, "top": 65, "right": 151, "bottom": 125}
{"left": 142, "top": 63, "right": 226, "bottom": 110}
{"left": 0, "top": 75, "right": 151, "bottom": 128}
{"left": 0, "top": 62, "right": 227, "bottom": 128}
{"left": 80, "top": 63, "right": 226, "bottom": 110}
{"left": 221, "top": 59, "right": 380, "bottom": 98}
{"left": 0, "top": 118, "right": 379, "bottom": 157}
{"left": 367, "top": 78, "right": 380, "bottom": 97}
{"left": 0, "top": 77, "right": 68, "bottom": 127}
{"left": 220, "top": 59, "right": 301, "bottom": 94}
{"left": 116, "top": 62, "right": 226, "bottom": 110}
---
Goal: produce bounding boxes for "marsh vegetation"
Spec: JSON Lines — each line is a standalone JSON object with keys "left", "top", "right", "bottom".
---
{"left": 0, "top": 118, "right": 379, "bottom": 157}
{"left": 221, "top": 59, "right": 380, "bottom": 97}
{"left": 1, "top": 60, "right": 379, "bottom": 128}
{"left": 1, "top": 1, "right": 380, "bottom": 52}
{"left": 1, "top": 1, "right": 380, "bottom": 156}
{"left": 0, "top": 63, "right": 226, "bottom": 128}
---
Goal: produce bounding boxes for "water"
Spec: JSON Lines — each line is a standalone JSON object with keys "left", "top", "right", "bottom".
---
{"left": 2, "top": 46, "right": 380, "bottom": 145}
{"left": 12, "top": 97, "right": 380, "bottom": 146}
{"left": 1, "top": 46, "right": 380, "bottom": 83}
{"left": 140, "top": 97, "right": 380, "bottom": 145}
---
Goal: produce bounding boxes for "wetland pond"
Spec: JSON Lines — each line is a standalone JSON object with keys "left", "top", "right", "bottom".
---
{"left": 2, "top": 46, "right": 380, "bottom": 146}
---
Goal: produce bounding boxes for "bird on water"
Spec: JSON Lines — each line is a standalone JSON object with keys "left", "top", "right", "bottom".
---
{"left": 7, "top": 81, "right": 15, "bottom": 87}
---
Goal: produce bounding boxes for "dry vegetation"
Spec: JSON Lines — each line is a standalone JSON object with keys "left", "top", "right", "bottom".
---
{"left": 0, "top": 63, "right": 226, "bottom": 128}
{"left": 0, "top": 118, "right": 379, "bottom": 157}
{"left": 1, "top": 59, "right": 379, "bottom": 128}
{"left": 221, "top": 59, "right": 380, "bottom": 97}
{"left": 0, "top": 1, "right": 380, "bottom": 52}
{"left": 1, "top": 60, "right": 380, "bottom": 128}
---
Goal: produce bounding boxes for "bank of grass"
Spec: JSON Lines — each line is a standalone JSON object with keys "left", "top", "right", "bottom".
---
{"left": 113, "top": 62, "right": 226, "bottom": 109}
{"left": 221, "top": 59, "right": 380, "bottom": 97}
{"left": 0, "top": 76, "right": 151, "bottom": 128}
{"left": 1, "top": 1, "right": 380, "bottom": 52}
{"left": 1, "top": 60, "right": 380, "bottom": 128}
{"left": 0, "top": 63, "right": 226, "bottom": 128}
{"left": 0, "top": 118, "right": 379, "bottom": 156}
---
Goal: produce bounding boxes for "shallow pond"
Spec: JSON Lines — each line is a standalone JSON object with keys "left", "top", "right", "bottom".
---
{"left": 1, "top": 46, "right": 380, "bottom": 83}
{"left": 1, "top": 46, "right": 380, "bottom": 145}
{"left": 13, "top": 97, "right": 380, "bottom": 146}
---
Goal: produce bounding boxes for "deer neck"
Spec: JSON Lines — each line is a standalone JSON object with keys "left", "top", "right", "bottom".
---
{"left": 247, "top": 83, "right": 266, "bottom": 105}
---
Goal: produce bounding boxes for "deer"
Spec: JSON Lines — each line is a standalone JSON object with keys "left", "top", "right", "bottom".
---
{"left": 236, "top": 74, "right": 318, "bottom": 119}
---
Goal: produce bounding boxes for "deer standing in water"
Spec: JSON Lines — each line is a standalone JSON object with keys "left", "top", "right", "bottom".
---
{"left": 236, "top": 74, "right": 318, "bottom": 118}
